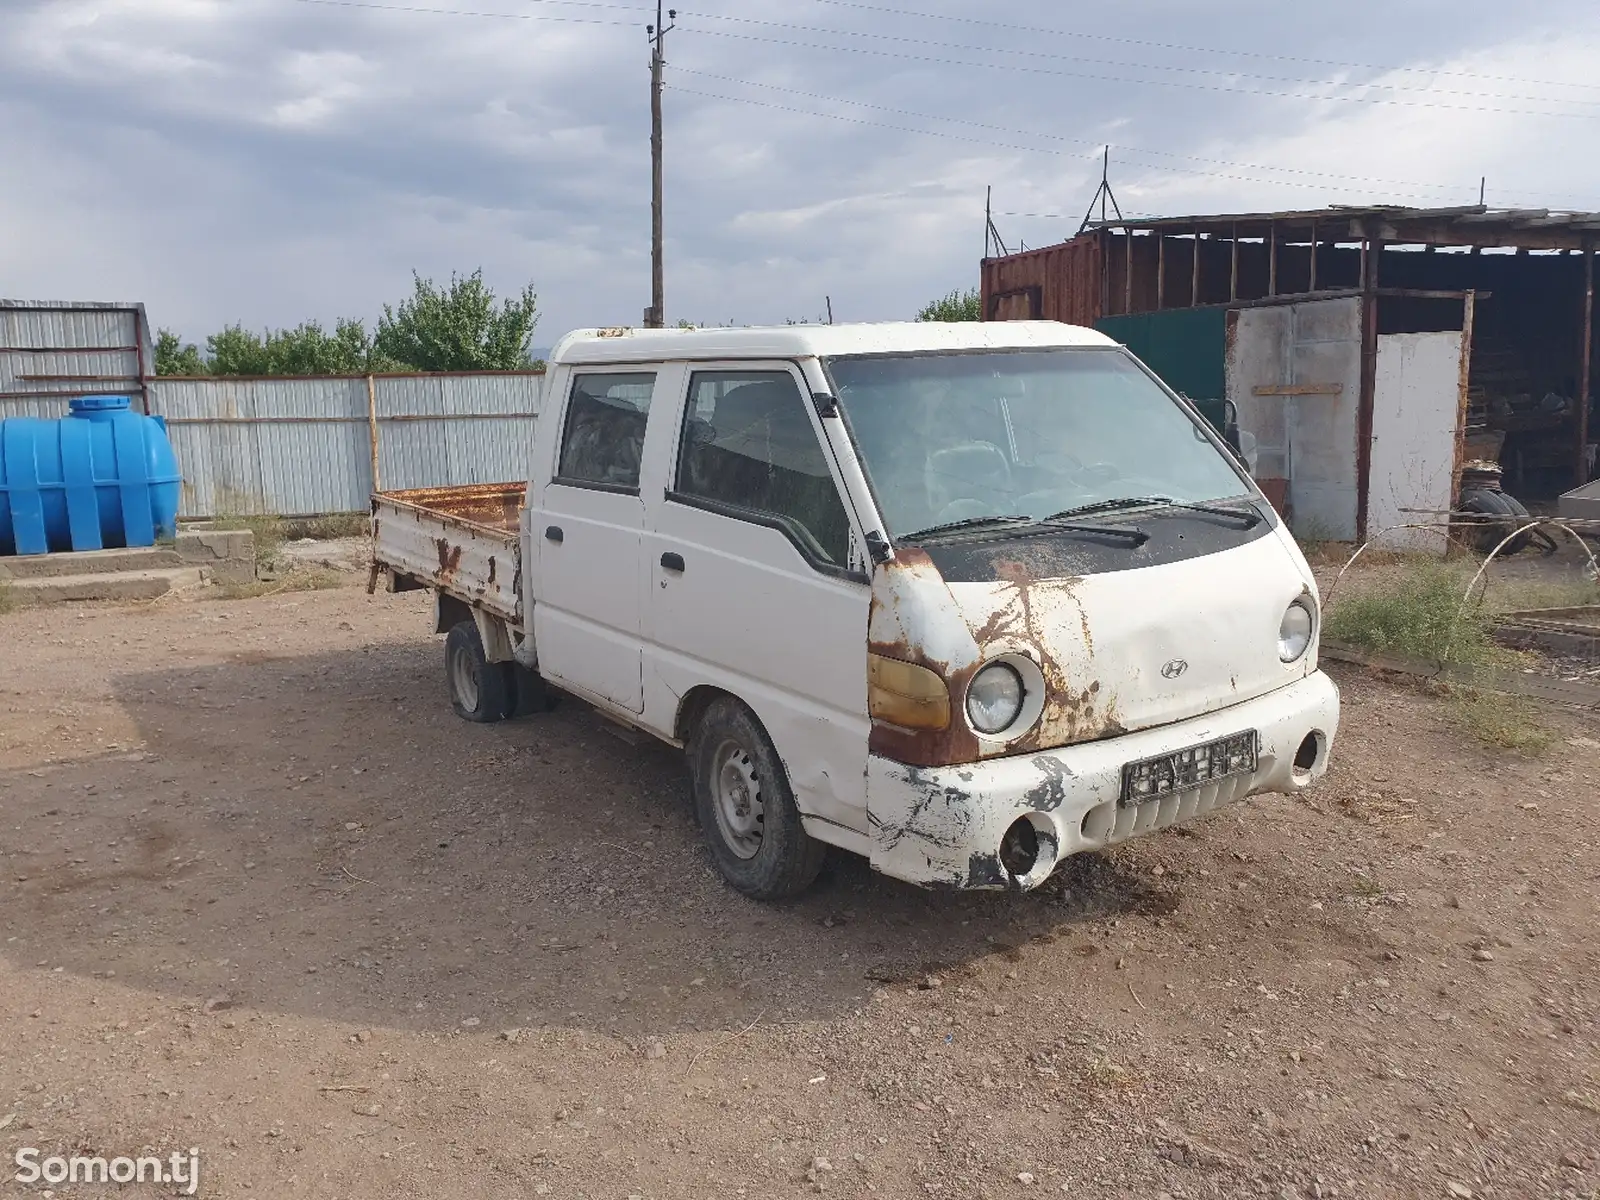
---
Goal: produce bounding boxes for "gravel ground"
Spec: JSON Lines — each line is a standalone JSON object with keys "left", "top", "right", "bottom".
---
{"left": 1, "top": 580, "right": 1597, "bottom": 1200}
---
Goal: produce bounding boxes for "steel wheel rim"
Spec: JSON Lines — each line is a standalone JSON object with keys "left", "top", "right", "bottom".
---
{"left": 450, "top": 643, "right": 481, "bottom": 712}
{"left": 710, "top": 738, "right": 764, "bottom": 860}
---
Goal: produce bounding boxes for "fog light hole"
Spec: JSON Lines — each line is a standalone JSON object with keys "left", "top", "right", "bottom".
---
{"left": 999, "top": 817, "right": 1040, "bottom": 877}
{"left": 1293, "top": 731, "right": 1323, "bottom": 776}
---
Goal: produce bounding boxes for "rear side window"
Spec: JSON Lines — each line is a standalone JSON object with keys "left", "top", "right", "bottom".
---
{"left": 556, "top": 372, "right": 657, "bottom": 491}
{"left": 675, "top": 370, "right": 852, "bottom": 568}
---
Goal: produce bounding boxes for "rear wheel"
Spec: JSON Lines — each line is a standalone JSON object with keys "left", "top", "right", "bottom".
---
{"left": 445, "top": 620, "right": 515, "bottom": 723}
{"left": 688, "top": 697, "right": 825, "bottom": 899}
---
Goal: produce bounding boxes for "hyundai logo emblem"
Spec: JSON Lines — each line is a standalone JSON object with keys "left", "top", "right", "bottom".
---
{"left": 1161, "top": 659, "right": 1189, "bottom": 679}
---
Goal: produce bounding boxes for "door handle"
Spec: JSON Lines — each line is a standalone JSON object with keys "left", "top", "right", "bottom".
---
{"left": 544, "top": 525, "right": 564, "bottom": 543}
{"left": 660, "top": 551, "right": 686, "bottom": 573}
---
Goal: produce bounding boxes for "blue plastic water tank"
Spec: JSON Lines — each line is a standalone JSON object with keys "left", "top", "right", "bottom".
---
{"left": 0, "top": 395, "right": 182, "bottom": 557}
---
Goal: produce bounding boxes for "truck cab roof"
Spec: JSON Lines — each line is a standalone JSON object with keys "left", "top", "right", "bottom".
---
{"left": 548, "top": 320, "right": 1116, "bottom": 367}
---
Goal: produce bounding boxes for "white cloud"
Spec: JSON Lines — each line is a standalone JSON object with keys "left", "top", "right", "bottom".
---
{"left": 1, "top": 0, "right": 1596, "bottom": 340}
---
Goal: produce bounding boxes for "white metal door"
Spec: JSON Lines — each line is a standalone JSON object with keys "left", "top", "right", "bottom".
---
{"left": 642, "top": 361, "right": 873, "bottom": 841}
{"left": 531, "top": 369, "right": 662, "bottom": 712}
{"left": 1369, "top": 331, "right": 1464, "bottom": 554}
{"left": 1226, "top": 297, "right": 1363, "bottom": 540}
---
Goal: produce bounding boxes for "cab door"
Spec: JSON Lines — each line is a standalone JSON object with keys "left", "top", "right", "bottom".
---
{"left": 530, "top": 368, "right": 661, "bottom": 712}
{"left": 643, "top": 362, "right": 872, "bottom": 841}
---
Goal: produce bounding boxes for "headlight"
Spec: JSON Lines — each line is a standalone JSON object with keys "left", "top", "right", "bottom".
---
{"left": 966, "top": 662, "right": 1025, "bottom": 734}
{"left": 1279, "top": 600, "right": 1315, "bottom": 663}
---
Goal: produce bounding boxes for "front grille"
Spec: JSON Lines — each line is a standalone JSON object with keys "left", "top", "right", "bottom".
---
{"left": 1102, "top": 770, "right": 1258, "bottom": 845}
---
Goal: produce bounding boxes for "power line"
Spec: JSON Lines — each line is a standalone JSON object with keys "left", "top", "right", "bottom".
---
{"left": 663, "top": 15, "right": 1600, "bottom": 108}
{"left": 288, "top": 2, "right": 1600, "bottom": 117}
{"left": 673, "top": 68, "right": 1487, "bottom": 196}
{"left": 291, "top": 0, "right": 640, "bottom": 26}
{"left": 288, "top": 1, "right": 1600, "bottom": 206}
{"left": 793, "top": 0, "right": 1600, "bottom": 95}
{"left": 677, "top": 27, "right": 1600, "bottom": 119}
{"left": 342, "top": 0, "right": 1600, "bottom": 103}
{"left": 665, "top": 86, "right": 1490, "bottom": 204}
{"left": 475, "top": 0, "right": 1600, "bottom": 99}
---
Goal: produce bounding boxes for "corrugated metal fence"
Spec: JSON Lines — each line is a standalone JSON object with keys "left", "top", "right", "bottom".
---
{"left": 0, "top": 301, "right": 154, "bottom": 417}
{"left": 2, "top": 300, "right": 543, "bottom": 519}
{"left": 151, "top": 372, "right": 543, "bottom": 518}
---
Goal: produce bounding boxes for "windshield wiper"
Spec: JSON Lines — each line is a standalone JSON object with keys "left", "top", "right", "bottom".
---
{"left": 905, "top": 512, "right": 1148, "bottom": 547}
{"left": 1037, "top": 519, "right": 1148, "bottom": 545}
{"left": 1045, "top": 496, "right": 1261, "bottom": 528}
{"left": 901, "top": 515, "right": 1034, "bottom": 541}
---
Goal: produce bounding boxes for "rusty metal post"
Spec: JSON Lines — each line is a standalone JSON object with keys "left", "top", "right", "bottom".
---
{"left": 1451, "top": 290, "right": 1477, "bottom": 517}
{"left": 1123, "top": 230, "right": 1133, "bottom": 315}
{"left": 1191, "top": 226, "right": 1201, "bottom": 307}
{"left": 132, "top": 306, "right": 151, "bottom": 415}
{"left": 1098, "top": 229, "right": 1109, "bottom": 319}
{"left": 1156, "top": 233, "right": 1165, "bottom": 311}
{"left": 1580, "top": 243, "right": 1594, "bottom": 486}
{"left": 366, "top": 374, "right": 382, "bottom": 496}
{"left": 1355, "top": 236, "right": 1381, "bottom": 542}
{"left": 1308, "top": 219, "right": 1318, "bottom": 293}
{"left": 1229, "top": 222, "right": 1239, "bottom": 302}
{"left": 1268, "top": 220, "right": 1278, "bottom": 297}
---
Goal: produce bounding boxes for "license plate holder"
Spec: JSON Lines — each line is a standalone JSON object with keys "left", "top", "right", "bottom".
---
{"left": 1119, "top": 730, "right": 1258, "bottom": 807}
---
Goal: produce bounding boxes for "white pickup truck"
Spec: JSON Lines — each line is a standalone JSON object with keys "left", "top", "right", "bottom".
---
{"left": 372, "top": 322, "right": 1339, "bottom": 899}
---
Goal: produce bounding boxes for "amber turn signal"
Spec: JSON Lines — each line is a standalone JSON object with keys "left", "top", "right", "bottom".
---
{"left": 868, "top": 653, "right": 951, "bottom": 730}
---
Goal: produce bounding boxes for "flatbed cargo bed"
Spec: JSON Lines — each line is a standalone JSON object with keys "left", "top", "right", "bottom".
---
{"left": 371, "top": 482, "right": 523, "bottom": 621}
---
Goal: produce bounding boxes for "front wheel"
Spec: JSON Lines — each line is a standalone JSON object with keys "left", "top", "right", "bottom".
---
{"left": 688, "top": 697, "right": 825, "bottom": 900}
{"left": 445, "top": 620, "right": 515, "bottom": 723}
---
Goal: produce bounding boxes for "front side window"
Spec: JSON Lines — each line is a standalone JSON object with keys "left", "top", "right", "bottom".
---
{"left": 826, "top": 349, "right": 1250, "bottom": 538}
{"left": 556, "top": 371, "right": 656, "bottom": 490}
{"left": 674, "top": 370, "right": 852, "bottom": 568}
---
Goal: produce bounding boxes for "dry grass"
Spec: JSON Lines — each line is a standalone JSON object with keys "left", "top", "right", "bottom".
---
{"left": 209, "top": 567, "right": 346, "bottom": 601}
{"left": 1446, "top": 688, "right": 1555, "bottom": 756}
{"left": 1479, "top": 573, "right": 1600, "bottom": 615}
{"left": 207, "top": 512, "right": 369, "bottom": 571}
{"left": 279, "top": 513, "right": 370, "bottom": 541}
{"left": 0, "top": 579, "right": 16, "bottom": 615}
{"left": 1324, "top": 559, "right": 1507, "bottom": 668}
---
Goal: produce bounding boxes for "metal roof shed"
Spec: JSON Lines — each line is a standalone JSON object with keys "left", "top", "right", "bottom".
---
{"left": 981, "top": 205, "right": 1599, "bottom": 541}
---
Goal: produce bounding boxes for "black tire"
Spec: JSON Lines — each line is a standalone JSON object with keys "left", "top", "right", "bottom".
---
{"left": 1460, "top": 487, "right": 1528, "bottom": 555}
{"left": 687, "top": 696, "right": 826, "bottom": 900}
{"left": 445, "top": 620, "right": 515, "bottom": 723}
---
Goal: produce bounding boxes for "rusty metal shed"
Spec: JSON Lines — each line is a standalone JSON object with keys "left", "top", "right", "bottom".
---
{"left": 981, "top": 205, "right": 1598, "bottom": 542}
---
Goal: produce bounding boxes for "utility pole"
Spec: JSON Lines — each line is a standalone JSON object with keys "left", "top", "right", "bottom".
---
{"left": 645, "top": 2, "right": 676, "bottom": 328}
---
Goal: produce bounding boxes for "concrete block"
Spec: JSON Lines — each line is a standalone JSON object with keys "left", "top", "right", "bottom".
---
{"left": 1, "top": 546, "right": 184, "bottom": 579}
{"left": 175, "top": 529, "right": 256, "bottom": 584}
{"left": 8, "top": 567, "right": 208, "bottom": 605}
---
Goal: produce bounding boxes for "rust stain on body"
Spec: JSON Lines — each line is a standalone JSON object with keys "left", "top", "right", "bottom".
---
{"left": 435, "top": 537, "right": 463, "bottom": 581}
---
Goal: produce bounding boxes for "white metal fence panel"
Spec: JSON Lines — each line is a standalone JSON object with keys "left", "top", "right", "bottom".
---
{"left": 147, "top": 372, "right": 542, "bottom": 518}
{"left": 0, "top": 301, "right": 153, "bottom": 418}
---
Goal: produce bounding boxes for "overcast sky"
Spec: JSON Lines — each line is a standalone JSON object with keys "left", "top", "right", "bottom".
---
{"left": 3, "top": 0, "right": 1599, "bottom": 343}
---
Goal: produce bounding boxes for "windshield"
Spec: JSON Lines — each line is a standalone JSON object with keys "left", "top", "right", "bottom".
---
{"left": 825, "top": 348, "right": 1251, "bottom": 539}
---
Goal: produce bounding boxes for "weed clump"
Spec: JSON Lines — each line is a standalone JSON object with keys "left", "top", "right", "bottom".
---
{"left": 1324, "top": 560, "right": 1502, "bottom": 667}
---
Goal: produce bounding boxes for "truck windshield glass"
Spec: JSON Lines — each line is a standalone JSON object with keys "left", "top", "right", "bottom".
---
{"left": 825, "top": 349, "right": 1250, "bottom": 539}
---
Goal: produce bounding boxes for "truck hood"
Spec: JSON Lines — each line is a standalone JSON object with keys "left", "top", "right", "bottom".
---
{"left": 866, "top": 518, "right": 1320, "bottom": 766}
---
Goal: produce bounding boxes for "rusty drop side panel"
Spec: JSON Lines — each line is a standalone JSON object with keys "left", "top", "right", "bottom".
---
{"left": 371, "top": 482, "right": 524, "bottom": 623}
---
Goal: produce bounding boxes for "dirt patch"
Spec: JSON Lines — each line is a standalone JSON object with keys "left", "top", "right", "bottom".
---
{"left": 1, "top": 583, "right": 1597, "bottom": 1199}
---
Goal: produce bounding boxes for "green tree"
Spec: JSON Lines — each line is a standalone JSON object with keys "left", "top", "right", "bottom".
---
{"left": 374, "top": 270, "right": 539, "bottom": 371}
{"left": 154, "top": 329, "right": 206, "bottom": 376}
{"left": 916, "top": 287, "right": 983, "bottom": 322}
{"left": 204, "top": 318, "right": 394, "bottom": 376}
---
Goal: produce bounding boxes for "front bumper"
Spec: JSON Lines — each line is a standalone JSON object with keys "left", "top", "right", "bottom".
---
{"left": 867, "top": 670, "right": 1340, "bottom": 890}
